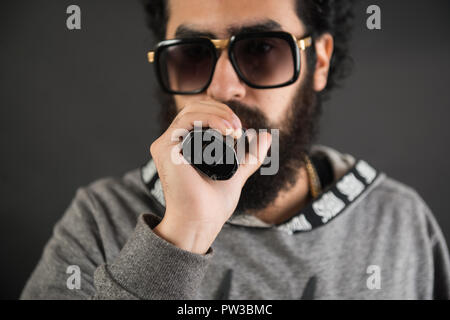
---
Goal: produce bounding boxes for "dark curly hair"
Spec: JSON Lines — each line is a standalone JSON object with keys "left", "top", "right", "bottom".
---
{"left": 142, "top": 0, "right": 355, "bottom": 99}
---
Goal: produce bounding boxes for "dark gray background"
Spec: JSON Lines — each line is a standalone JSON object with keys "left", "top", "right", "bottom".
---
{"left": 1, "top": 0, "right": 449, "bottom": 299}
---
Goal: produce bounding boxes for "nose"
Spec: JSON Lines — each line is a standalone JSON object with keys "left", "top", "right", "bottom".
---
{"left": 206, "top": 50, "right": 246, "bottom": 101}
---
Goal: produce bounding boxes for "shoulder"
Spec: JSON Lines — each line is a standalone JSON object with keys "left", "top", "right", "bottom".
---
{"left": 66, "top": 167, "right": 153, "bottom": 233}
{"left": 358, "top": 173, "right": 438, "bottom": 242}
{"left": 82, "top": 168, "right": 148, "bottom": 204}
{"left": 370, "top": 176, "right": 428, "bottom": 209}
{"left": 87, "top": 166, "right": 144, "bottom": 193}
{"left": 367, "top": 175, "right": 431, "bottom": 219}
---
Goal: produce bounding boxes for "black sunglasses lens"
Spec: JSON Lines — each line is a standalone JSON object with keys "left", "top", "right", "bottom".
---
{"left": 232, "top": 36, "right": 295, "bottom": 87}
{"left": 158, "top": 42, "right": 215, "bottom": 93}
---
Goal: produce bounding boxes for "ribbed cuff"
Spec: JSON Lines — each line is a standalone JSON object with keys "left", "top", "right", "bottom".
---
{"left": 106, "top": 213, "right": 214, "bottom": 299}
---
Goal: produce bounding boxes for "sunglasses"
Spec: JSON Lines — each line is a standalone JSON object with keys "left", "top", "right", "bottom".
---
{"left": 148, "top": 31, "right": 312, "bottom": 95}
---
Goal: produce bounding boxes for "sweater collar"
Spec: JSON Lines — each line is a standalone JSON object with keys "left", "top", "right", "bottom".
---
{"left": 140, "top": 145, "right": 384, "bottom": 234}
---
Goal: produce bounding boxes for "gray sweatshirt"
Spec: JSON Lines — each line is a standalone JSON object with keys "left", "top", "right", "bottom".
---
{"left": 20, "top": 145, "right": 450, "bottom": 299}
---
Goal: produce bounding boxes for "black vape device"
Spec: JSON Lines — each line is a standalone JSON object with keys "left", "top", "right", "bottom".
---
{"left": 181, "top": 128, "right": 246, "bottom": 180}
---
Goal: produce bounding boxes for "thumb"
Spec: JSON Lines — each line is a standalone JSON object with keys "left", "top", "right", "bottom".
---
{"left": 233, "top": 130, "right": 272, "bottom": 187}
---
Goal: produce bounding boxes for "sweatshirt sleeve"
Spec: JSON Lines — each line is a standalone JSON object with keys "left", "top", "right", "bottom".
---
{"left": 425, "top": 208, "right": 450, "bottom": 300}
{"left": 20, "top": 187, "right": 214, "bottom": 300}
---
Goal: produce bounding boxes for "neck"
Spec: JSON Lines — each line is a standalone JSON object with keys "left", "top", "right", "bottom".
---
{"left": 251, "top": 166, "right": 311, "bottom": 225}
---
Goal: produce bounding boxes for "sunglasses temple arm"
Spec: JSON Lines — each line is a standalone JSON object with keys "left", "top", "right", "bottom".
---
{"left": 148, "top": 51, "right": 155, "bottom": 63}
{"left": 297, "top": 37, "right": 313, "bottom": 51}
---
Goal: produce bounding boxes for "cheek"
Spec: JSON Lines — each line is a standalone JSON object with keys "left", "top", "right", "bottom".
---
{"left": 252, "top": 85, "right": 299, "bottom": 124}
{"left": 249, "top": 50, "right": 306, "bottom": 124}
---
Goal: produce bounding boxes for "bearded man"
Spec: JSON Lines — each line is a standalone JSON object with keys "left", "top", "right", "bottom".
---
{"left": 21, "top": 0, "right": 450, "bottom": 300}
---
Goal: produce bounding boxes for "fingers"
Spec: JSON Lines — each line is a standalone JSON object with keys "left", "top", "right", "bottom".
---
{"left": 232, "top": 130, "right": 272, "bottom": 187}
{"left": 175, "top": 100, "right": 242, "bottom": 131}
{"left": 175, "top": 100, "right": 242, "bottom": 129}
{"left": 170, "top": 112, "right": 241, "bottom": 141}
{"left": 164, "top": 100, "right": 244, "bottom": 146}
{"left": 151, "top": 100, "right": 245, "bottom": 166}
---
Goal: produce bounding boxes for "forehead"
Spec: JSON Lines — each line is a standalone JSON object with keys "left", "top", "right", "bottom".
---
{"left": 166, "top": 0, "right": 304, "bottom": 38}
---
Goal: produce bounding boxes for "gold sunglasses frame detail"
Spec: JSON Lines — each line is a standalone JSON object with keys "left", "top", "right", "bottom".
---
{"left": 147, "top": 34, "right": 312, "bottom": 63}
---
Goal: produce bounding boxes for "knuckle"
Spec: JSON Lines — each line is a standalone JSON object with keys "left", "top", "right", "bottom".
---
{"left": 183, "top": 101, "right": 196, "bottom": 112}
{"left": 226, "top": 110, "right": 236, "bottom": 120}
{"left": 172, "top": 115, "right": 184, "bottom": 127}
{"left": 150, "top": 140, "right": 159, "bottom": 156}
{"left": 206, "top": 114, "right": 221, "bottom": 125}
{"left": 219, "top": 103, "right": 234, "bottom": 114}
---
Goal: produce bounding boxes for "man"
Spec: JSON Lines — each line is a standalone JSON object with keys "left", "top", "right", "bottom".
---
{"left": 21, "top": 0, "right": 450, "bottom": 299}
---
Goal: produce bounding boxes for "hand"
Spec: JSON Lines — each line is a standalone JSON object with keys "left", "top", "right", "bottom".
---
{"left": 151, "top": 100, "right": 272, "bottom": 254}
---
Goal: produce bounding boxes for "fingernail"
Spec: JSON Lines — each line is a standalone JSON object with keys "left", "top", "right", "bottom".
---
{"left": 231, "top": 114, "right": 242, "bottom": 129}
{"left": 234, "top": 128, "right": 243, "bottom": 139}
{"left": 223, "top": 119, "right": 233, "bottom": 130}
{"left": 265, "top": 132, "right": 272, "bottom": 145}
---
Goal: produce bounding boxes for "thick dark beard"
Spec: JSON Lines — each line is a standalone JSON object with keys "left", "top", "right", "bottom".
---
{"left": 158, "top": 71, "right": 321, "bottom": 215}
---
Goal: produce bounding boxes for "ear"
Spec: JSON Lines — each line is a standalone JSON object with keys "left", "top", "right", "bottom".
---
{"left": 313, "top": 33, "right": 334, "bottom": 92}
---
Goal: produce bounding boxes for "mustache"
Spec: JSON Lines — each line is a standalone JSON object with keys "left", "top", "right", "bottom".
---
{"left": 222, "top": 100, "right": 272, "bottom": 131}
